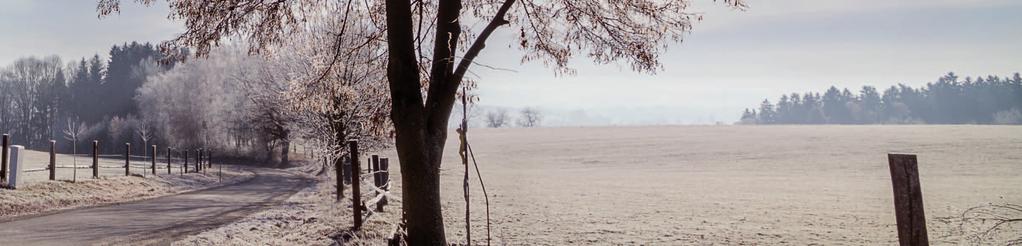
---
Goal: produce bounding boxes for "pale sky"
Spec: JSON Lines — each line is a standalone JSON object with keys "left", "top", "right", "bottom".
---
{"left": 1, "top": 0, "right": 1020, "bottom": 125}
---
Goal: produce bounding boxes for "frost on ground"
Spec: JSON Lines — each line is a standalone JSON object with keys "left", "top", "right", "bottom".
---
{"left": 175, "top": 125, "right": 1021, "bottom": 245}
{"left": 432, "top": 125, "right": 1022, "bottom": 245}
{"left": 0, "top": 155, "right": 253, "bottom": 220}
{"left": 176, "top": 160, "right": 402, "bottom": 246}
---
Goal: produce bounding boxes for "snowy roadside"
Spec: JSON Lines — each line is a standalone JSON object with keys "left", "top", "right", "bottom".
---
{"left": 175, "top": 162, "right": 402, "bottom": 245}
{"left": 0, "top": 165, "right": 254, "bottom": 220}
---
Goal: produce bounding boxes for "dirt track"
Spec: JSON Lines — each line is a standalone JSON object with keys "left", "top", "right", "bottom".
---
{"left": 0, "top": 167, "right": 312, "bottom": 245}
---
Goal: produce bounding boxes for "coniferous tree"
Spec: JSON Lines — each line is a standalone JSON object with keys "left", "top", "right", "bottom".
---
{"left": 758, "top": 99, "right": 776, "bottom": 124}
{"left": 740, "top": 108, "right": 757, "bottom": 124}
{"left": 739, "top": 72, "right": 1022, "bottom": 125}
{"left": 859, "top": 86, "right": 881, "bottom": 123}
{"left": 776, "top": 94, "right": 792, "bottom": 124}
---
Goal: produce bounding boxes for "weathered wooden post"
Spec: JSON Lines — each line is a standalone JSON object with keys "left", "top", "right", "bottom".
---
{"left": 371, "top": 155, "right": 381, "bottom": 211}
{"left": 349, "top": 140, "right": 362, "bottom": 230}
{"left": 151, "top": 145, "right": 157, "bottom": 175}
{"left": 335, "top": 155, "right": 344, "bottom": 201}
{"left": 200, "top": 149, "right": 206, "bottom": 174}
{"left": 2, "top": 134, "right": 9, "bottom": 182}
{"left": 124, "top": 143, "right": 131, "bottom": 176}
{"left": 92, "top": 140, "right": 99, "bottom": 178}
{"left": 197, "top": 148, "right": 202, "bottom": 173}
{"left": 166, "top": 147, "right": 172, "bottom": 174}
{"left": 888, "top": 154, "right": 929, "bottom": 246}
{"left": 49, "top": 140, "right": 56, "bottom": 180}
{"left": 194, "top": 149, "right": 200, "bottom": 173}
{"left": 195, "top": 148, "right": 200, "bottom": 172}
{"left": 377, "top": 158, "right": 390, "bottom": 212}
{"left": 372, "top": 155, "right": 380, "bottom": 187}
{"left": 184, "top": 150, "right": 189, "bottom": 173}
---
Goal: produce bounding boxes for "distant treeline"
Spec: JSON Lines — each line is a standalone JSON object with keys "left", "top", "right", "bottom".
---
{"left": 739, "top": 72, "right": 1022, "bottom": 125}
{"left": 0, "top": 42, "right": 173, "bottom": 152}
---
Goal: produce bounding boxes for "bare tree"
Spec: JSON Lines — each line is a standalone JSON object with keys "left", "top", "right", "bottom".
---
{"left": 485, "top": 108, "right": 509, "bottom": 128}
{"left": 137, "top": 47, "right": 267, "bottom": 158}
{"left": 241, "top": 67, "right": 295, "bottom": 166}
{"left": 99, "top": 0, "right": 746, "bottom": 243}
{"left": 518, "top": 107, "right": 541, "bottom": 127}
{"left": 63, "top": 117, "right": 86, "bottom": 182}
{"left": 274, "top": 11, "right": 392, "bottom": 166}
{"left": 1, "top": 56, "right": 65, "bottom": 148}
{"left": 136, "top": 120, "right": 154, "bottom": 159}
{"left": 108, "top": 116, "right": 126, "bottom": 146}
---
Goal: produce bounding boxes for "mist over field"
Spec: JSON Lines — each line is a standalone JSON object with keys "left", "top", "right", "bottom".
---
{"left": 0, "top": 0, "right": 1020, "bottom": 245}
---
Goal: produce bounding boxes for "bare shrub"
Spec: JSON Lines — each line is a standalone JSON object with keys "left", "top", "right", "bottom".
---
{"left": 517, "top": 107, "right": 542, "bottom": 128}
{"left": 485, "top": 109, "right": 510, "bottom": 128}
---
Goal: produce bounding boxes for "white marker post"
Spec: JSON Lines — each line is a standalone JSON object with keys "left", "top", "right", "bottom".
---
{"left": 8, "top": 145, "right": 24, "bottom": 189}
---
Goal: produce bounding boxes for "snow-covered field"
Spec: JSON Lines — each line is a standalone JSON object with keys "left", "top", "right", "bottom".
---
{"left": 178, "top": 125, "right": 1021, "bottom": 245}
{"left": 0, "top": 150, "right": 253, "bottom": 220}
{"left": 430, "top": 125, "right": 1022, "bottom": 245}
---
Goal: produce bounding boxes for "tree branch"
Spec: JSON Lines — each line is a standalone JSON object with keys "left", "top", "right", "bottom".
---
{"left": 452, "top": 0, "right": 515, "bottom": 91}
{"left": 423, "top": 0, "right": 516, "bottom": 135}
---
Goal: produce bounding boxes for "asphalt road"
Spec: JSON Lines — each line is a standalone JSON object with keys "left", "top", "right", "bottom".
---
{"left": 0, "top": 167, "right": 313, "bottom": 245}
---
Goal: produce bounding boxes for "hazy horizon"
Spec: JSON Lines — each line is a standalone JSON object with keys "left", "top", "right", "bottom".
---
{"left": 2, "top": 0, "right": 1020, "bottom": 125}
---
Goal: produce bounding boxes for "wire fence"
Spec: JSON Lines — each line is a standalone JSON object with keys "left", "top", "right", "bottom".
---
{"left": 7, "top": 141, "right": 214, "bottom": 185}
{"left": 329, "top": 147, "right": 396, "bottom": 233}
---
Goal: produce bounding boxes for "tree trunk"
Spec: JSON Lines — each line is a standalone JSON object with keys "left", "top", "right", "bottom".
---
{"left": 281, "top": 141, "right": 290, "bottom": 166}
{"left": 394, "top": 125, "right": 448, "bottom": 245}
{"left": 384, "top": 0, "right": 448, "bottom": 243}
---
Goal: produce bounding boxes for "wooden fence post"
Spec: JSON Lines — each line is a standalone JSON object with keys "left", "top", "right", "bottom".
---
{"left": 372, "top": 155, "right": 380, "bottom": 187}
{"left": 184, "top": 150, "right": 189, "bottom": 173}
{"left": 151, "top": 145, "right": 157, "bottom": 175}
{"left": 2, "top": 134, "right": 9, "bottom": 182}
{"left": 92, "top": 140, "right": 98, "bottom": 178}
{"left": 199, "top": 149, "right": 204, "bottom": 172}
{"left": 194, "top": 149, "right": 200, "bottom": 173}
{"left": 49, "top": 140, "right": 56, "bottom": 181}
{"left": 195, "top": 149, "right": 200, "bottom": 172}
{"left": 377, "top": 158, "right": 389, "bottom": 212}
{"left": 888, "top": 154, "right": 929, "bottom": 246}
{"left": 166, "top": 147, "right": 171, "bottom": 174}
{"left": 200, "top": 149, "right": 206, "bottom": 174}
{"left": 371, "top": 155, "right": 381, "bottom": 211}
{"left": 349, "top": 140, "right": 362, "bottom": 230}
{"left": 124, "top": 143, "right": 131, "bottom": 176}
